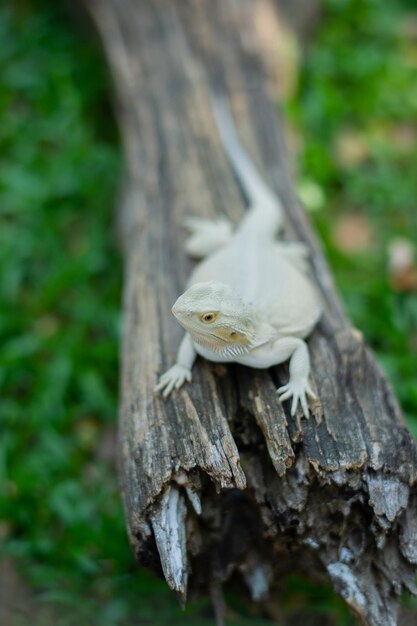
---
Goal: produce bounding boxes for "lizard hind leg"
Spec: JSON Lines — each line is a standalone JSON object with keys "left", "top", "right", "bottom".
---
{"left": 183, "top": 216, "right": 233, "bottom": 259}
{"left": 276, "top": 241, "right": 310, "bottom": 274}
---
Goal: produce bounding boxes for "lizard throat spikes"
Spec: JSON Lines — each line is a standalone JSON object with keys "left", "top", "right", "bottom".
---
{"left": 219, "top": 344, "right": 252, "bottom": 358}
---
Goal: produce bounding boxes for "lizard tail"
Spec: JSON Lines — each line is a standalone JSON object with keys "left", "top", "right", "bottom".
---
{"left": 212, "top": 93, "right": 284, "bottom": 237}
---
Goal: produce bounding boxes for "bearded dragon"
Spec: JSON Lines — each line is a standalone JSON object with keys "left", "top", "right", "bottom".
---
{"left": 156, "top": 96, "right": 321, "bottom": 416}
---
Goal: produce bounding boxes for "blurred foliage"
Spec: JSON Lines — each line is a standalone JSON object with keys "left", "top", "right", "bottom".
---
{"left": 289, "top": 0, "right": 417, "bottom": 436}
{"left": 0, "top": 0, "right": 416, "bottom": 624}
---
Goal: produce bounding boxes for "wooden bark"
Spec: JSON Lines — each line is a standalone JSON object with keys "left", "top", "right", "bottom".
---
{"left": 87, "top": 0, "right": 417, "bottom": 623}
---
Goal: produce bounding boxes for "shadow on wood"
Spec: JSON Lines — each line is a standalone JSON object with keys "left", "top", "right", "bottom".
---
{"left": 87, "top": 0, "right": 417, "bottom": 624}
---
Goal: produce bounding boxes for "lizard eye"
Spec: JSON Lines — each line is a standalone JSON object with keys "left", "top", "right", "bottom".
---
{"left": 200, "top": 312, "right": 217, "bottom": 323}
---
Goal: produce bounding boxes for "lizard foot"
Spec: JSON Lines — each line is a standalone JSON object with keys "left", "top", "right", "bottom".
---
{"left": 277, "top": 379, "right": 316, "bottom": 417}
{"left": 155, "top": 365, "right": 192, "bottom": 398}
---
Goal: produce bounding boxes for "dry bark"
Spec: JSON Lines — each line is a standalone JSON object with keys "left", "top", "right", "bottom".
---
{"left": 87, "top": 0, "right": 417, "bottom": 623}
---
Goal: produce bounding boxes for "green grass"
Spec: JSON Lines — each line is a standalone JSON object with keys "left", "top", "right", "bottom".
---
{"left": 0, "top": 0, "right": 416, "bottom": 624}
{"left": 290, "top": 0, "right": 417, "bottom": 433}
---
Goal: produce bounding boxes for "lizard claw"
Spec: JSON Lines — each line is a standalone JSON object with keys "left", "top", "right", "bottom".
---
{"left": 277, "top": 379, "right": 316, "bottom": 417}
{"left": 155, "top": 365, "right": 192, "bottom": 398}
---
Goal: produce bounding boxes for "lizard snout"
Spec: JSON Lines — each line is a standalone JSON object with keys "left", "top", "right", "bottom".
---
{"left": 171, "top": 298, "right": 188, "bottom": 320}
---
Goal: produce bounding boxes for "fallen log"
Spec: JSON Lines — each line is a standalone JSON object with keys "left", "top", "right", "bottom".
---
{"left": 87, "top": 0, "right": 417, "bottom": 623}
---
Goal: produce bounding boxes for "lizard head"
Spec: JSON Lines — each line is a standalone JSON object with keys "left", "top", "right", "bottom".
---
{"left": 172, "top": 281, "right": 256, "bottom": 355}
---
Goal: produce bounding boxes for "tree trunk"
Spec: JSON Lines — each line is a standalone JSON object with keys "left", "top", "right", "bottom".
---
{"left": 87, "top": 0, "right": 417, "bottom": 624}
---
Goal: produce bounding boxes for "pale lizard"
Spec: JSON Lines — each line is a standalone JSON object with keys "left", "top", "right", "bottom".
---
{"left": 156, "top": 96, "right": 321, "bottom": 416}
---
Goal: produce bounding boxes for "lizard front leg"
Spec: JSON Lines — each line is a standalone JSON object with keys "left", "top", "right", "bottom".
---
{"left": 272, "top": 337, "right": 316, "bottom": 417}
{"left": 155, "top": 333, "right": 196, "bottom": 397}
{"left": 255, "top": 337, "right": 316, "bottom": 417}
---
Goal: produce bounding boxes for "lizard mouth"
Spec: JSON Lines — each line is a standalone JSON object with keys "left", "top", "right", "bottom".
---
{"left": 189, "top": 329, "right": 228, "bottom": 349}
{"left": 174, "top": 312, "right": 255, "bottom": 351}
{"left": 189, "top": 326, "right": 254, "bottom": 355}
{"left": 193, "top": 335, "right": 252, "bottom": 358}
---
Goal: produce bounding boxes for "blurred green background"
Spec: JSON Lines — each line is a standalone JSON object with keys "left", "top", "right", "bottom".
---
{"left": 0, "top": 0, "right": 416, "bottom": 624}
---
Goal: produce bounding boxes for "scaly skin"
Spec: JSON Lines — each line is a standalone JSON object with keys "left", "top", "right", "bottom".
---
{"left": 155, "top": 97, "right": 321, "bottom": 417}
